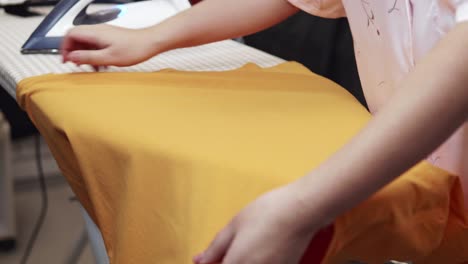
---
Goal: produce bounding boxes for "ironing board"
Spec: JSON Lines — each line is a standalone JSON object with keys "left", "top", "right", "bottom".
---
{"left": 0, "top": 6, "right": 284, "bottom": 263}
{"left": 0, "top": 8, "right": 284, "bottom": 97}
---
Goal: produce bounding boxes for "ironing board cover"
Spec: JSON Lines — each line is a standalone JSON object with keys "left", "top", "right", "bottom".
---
{"left": 17, "top": 62, "right": 468, "bottom": 264}
{"left": 0, "top": 8, "right": 284, "bottom": 97}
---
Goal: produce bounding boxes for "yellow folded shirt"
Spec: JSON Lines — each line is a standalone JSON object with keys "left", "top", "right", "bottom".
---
{"left": 17, "top": 62, "right": 467, "bottom": 263}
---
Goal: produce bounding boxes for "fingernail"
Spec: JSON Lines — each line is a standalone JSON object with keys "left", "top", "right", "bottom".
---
{"left": 193, "top": 253, "right": 203, "bottom": 263}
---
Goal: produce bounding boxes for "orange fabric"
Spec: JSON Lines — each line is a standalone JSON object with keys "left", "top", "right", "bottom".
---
{"left": 17, "top": 62, "right": 468, "bottom": 263}
{"left": 324, "top": 163, "right": 468, "bottom": 263}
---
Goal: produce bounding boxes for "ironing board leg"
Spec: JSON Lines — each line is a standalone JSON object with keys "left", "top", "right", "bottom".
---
{"left": 80, "top": 207, "right": 109, "bottom": 264}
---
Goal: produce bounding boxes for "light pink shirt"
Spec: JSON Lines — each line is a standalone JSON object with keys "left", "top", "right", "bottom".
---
{"left": 288, "top": 0, "right": 468, "bottom": 203}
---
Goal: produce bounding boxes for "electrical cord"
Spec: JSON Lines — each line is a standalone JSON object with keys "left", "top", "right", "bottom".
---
{"left": 19, "top": 135, "right": 48, "bottom": 264}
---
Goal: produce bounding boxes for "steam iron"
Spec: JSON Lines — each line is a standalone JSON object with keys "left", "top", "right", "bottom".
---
{"left": 21, "top": 0, "right": 191, "bottom": 54}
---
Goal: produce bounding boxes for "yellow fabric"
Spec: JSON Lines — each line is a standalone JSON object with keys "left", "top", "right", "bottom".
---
{"left": 17, "top": 62, "right": 468, "bottom": 263}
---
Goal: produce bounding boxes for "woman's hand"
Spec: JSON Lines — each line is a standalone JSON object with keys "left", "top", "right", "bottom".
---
{"left": 61, "top": 24, "right": 158, "bottom": 67}
{"left": 193, "top": 183, "right": 318, "bottom": 264}
{"left": 60, "top": 0, "right": 298, "bottom": 69}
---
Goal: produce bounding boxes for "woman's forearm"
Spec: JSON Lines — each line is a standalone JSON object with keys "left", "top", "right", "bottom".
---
{"left": 145, "top": 0, "right": 298, "bottom": 53}
{"left": 295, "top": 22, "right": 468, "bottom": 229}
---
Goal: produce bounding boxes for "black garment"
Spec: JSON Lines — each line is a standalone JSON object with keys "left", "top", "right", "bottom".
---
{"left": 0, "top": 87, "right": 37, "bottom": 139}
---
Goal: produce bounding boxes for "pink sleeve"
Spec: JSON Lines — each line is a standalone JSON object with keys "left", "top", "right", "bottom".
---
{"left": 287, "top": 0, "right": 346, "bottom": 18}
{"left": 445, "top": 0, "right": 468, "bottom": 22}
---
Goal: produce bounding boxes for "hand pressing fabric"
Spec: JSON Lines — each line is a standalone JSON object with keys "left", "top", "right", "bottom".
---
{"left": 193, "top": 183, "right": 318, "bottom": 264}
{"left": 61, "top": 24, "right": 158, "bottom": 67}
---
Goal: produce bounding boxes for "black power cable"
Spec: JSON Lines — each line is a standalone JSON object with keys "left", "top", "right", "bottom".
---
{"left": 19, "top": 135, "right": 49, "bottom": 264}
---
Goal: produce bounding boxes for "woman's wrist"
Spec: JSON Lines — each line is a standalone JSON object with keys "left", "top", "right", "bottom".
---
{"left": 141, "top": 26, "right": 176, "bottom": 56}
{"left": 283, "top": 179, "right": 332, "bottom": 234}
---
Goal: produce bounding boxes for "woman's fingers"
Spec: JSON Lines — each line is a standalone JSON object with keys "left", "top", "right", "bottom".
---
{"left": 194, "top": 225, "right": 235, "bottom": 264}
